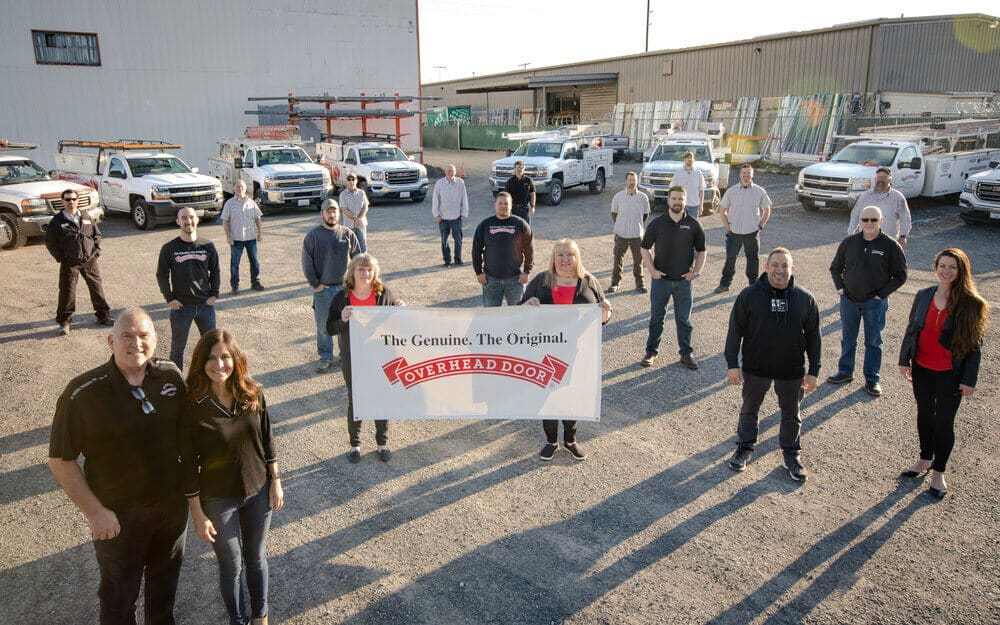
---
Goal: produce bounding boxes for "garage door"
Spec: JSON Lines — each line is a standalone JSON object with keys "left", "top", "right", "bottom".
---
{"left": 579, "top": 83, "right": 618, "bottom": 122}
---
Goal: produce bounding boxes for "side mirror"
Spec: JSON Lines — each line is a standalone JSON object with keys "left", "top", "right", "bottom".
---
{"left": 234, "top": 157, "right": 244, "bottom": 169}
{"left": 713, "top": 158, "right": 720, "bottom": 164}
{"left": 910, "top": 157, "right": 922, "bottom": 170}
{"left": 191, "top": 167, "right": 200, "bottom": 174}
{"left": 506, "top": 149, "right": 513, "bottom": 157}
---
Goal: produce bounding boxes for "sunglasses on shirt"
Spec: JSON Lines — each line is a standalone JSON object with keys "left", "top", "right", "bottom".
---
{"left": 130, "top": 387, "right": 156, "bottom": 415}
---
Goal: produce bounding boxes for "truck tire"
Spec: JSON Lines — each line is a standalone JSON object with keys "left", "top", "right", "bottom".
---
{"left": 131, "top": 199, "right": 157, "bottom": 230}
{"left": 801, "top": 199, "right": 820, "bottom": 212}
{"left": 358, "top": 180, "right": 375, "bottom": 205}
{"left": 588, "top": 168, "right": 606, "bottom": 194}
{"left": 411, "top": 193, "right": 425, "bottom": 203}
{"left": 545, "top": 178, "right": 563, "bottom": 206}
{"left": 0, "top": 213, "right": 27, "bottom": 250}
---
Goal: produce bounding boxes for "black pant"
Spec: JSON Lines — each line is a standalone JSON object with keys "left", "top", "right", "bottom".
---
{"left": 512, "top": 204, "right": 531, "bottom": 225}
{"left": 912, "top": 363, "right": 963, "bottom": 473}
{"left": 92, "top": 498, "right": 188, "bottom": 625}
{"left": 610, "top": 235, "right": 643, "bottom": 287}
{"left": 57, "top": 257, "right": 111, "bottom": 323}
{"left": 543, "top": 420, "right": 577, "bottom": 444}
{"left": 340, "top": 333, "right": 389, "bottom": 447}
{"left": 736, "top": 372, "right": 803, "bottom": 458}
{"left": 720, "top": 231, "right": 760, "bottom": 289}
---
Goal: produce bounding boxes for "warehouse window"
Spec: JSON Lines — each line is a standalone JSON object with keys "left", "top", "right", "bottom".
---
{"left": 32, "top": 30, "right": 101, "bottom": 66}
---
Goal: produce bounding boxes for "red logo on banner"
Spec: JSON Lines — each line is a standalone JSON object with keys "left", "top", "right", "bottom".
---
{"left": 382, "top": 353, "right": 569, "bottom": 389}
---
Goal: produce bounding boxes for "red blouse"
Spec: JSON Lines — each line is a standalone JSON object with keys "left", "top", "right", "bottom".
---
{"left": 349, "top": 290, "right": 377, "bottom": 307}
{"left": 915, "top": 299, "right": 952, "bottom": 371}
{"left": 551, "top": 285, "right": 576, "bottom": 305}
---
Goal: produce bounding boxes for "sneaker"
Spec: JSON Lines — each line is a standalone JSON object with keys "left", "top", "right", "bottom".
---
{"left": 442, "top": 261, "right": 452, "bottom": 267}
{"left": 640, "top": 352, "right": 657, "bottom": 367}
{"left": 454, "top": 259, "right": 464, "bottom": 266}
{"left": 539, "top": 443, "right": 558, "bottom": 461}
{"left": 251, "top": 282, "right": 265, "bottom": 291}
{"left": 316, "top": 359, "right": 334, "bottom": 373}
{"left": 377, "top": 447, "right": 392, "bottom": 462}
{"left": 563, "top": 442, "right": 587, "bottom": 461}
{"left": 826, "top": 372, "right": 853, "bottom": 385}
{"left": 636, "top": 285, "right": 648, "bottom": 294}
{"left": 348, "top": 447, "right": 361, "bottom": 464}
{"left": 714, "top": 285, "right": 730, "bottom": 294}
{"left": 606, "top": 284, "right": 619, "bottom": 294}
{"left": 784, "top": 457, "right": 808, "bottom": 482}
{"left": 59, "top": 322, "right": 71, "bottom": 335}
{"left": 865, "top": 382, "right": 882, "bottom": 397}
{"left": 231, "top": 286, "right": 240, "bottom": 294}
{"left": 679, "top": 354, "right": 699, "bottom": 370}
{"left": 728, "top": 448, "right": 752, "bottom": 472}
{"left": 96, "top": 316, "right": 114, "bottom": 327}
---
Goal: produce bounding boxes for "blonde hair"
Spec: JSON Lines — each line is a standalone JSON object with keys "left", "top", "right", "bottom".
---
{"left": 343, "top": 253, "right": 384, "bottom": 295}
{"left": 543, "top": 239, "right": 586, "bottom": 287}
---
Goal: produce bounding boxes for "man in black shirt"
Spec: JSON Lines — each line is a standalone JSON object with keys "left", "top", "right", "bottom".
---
{"left": 48, "top": 307, "right": 188, "bottom": 625}
{"left": 156, "top": 207, "right": 220, "bottom": 368}
{"left": 45, "top": 188, "right": 113, "bottom": 334}
{"left": 472, "top": 192, "right": 534, "bottom": 306}
{"left": 724, "top": 248, "right": 820, "bottom": 481}
{"left": 828, "top": 205, "right": 908, "bottom": 397}
{"left": 505, "top": 160, "right": 536, "bottom": 224}
{"left": 640, "top": 186, "right": 706, "bottom": 369}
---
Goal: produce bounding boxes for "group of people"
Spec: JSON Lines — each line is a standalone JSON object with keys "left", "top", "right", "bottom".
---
{"left": 45, "top": 161, "right": 988, "bottom": 624}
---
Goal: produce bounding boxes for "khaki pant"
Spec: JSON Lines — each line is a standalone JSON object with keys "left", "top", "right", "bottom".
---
{"left": 611, "top": 235, "right": 643, "bottom": 287}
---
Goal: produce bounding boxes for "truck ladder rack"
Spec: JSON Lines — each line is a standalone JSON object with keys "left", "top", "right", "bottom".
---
{"left": 0, "top": 140, "right": 37, "bottom": 150}
{"left": 58, "top": 139, "right": 183, "bottom": 152}
{"left": 319, "top": 132, "right": 406, "bottom": 142}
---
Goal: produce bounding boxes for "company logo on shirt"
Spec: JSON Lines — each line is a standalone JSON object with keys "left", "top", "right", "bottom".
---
{"left": 383, "top": 353, "right": 568, "bottom": 388}
{"left": 161, "top": 383, "right": 178, "bottom": 397}
{"left": 770, "top": 298, "right": 788, "bottom": 313}
{"left": 174, "top": 251, "right": 208, "bottom": 263}
{"left": 488, "top": 226, "right": 516, "bottom": 235}
{"left": 869, "top": 249, "right": 885, "bottom": 256}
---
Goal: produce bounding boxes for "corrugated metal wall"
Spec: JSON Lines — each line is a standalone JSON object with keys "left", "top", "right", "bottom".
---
{"left": 579, "top": 83, "right": 619, "bottom": 121}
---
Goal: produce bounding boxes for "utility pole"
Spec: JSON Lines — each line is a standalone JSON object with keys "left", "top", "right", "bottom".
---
{"left": 518, "top": 62, "right": 530, "bottom": 71}
{"left": 645, "top": 0, "right": 651, "bottom": 52}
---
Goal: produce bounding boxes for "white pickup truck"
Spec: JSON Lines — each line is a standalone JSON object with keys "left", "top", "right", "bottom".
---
{"left": 0, "top": 143, "right": 100, "bottom": 250}
{"left": 639, "top": 133, "right": 730, "bottom": 213}
{"left": 796, "top": 119, "right": 1000, "bottom": 212}
{"left": 959, "top": 160, "right": 1000, "bottom": 225}
{"left": 490, "top": 136, "right": 613, "bottom": 206}
{"left": 52, "top": 140, "right": 222, "bottom": 230}
{"left": 315, "top": 138, "right": 428, "bottom": 203}
{"left": 208, "top": 140, "right": 332, "bottom": 213}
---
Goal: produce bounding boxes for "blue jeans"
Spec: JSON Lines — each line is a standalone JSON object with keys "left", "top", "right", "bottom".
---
{"left": 169, "top": 303, "right": 216, "bottom": 369}
{"left": 201, "top": 484, "right": 272, "bottom": 625}
{"left": 230, "top": 239, "right": 260, "bottom": 289}
{"left": 438, "top": 218, "right": 463, "bottom": 264}
{"left": 837, "top": 295, "right": 889, "bottom": 383}
{"left": 645, "top": 278, "right": 693, "bottom": 357}
{"left": 313, "top": 284, "right": 342, "bottom": 362}
{"left": 353, "top": 225, "right": 368, "bottom": 254}
{"left": 482, "top": 275, "right": 524, "bottom": 307}
{"left": 685, "top": 204, "right": 700, "bottom": 220}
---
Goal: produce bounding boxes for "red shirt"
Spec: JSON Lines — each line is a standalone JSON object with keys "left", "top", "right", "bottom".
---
{"left": 915, "top": 299, "right": 952, "bottom": 371}
{"left": 349, "top": 290, "right": 377, "bottom": 307}
{"left": 551, "top": 284, "right": 576, "bottom": 305}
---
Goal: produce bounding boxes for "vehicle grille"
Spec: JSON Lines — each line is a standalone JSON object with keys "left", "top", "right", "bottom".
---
{"left": 276, "top": 175, "right": 324, "bottom": 189}
{"left": 802, "top": 174, "right": 850, "bottom": 192}
{"left": 172, "top": 193, "right": 217, "bottom": 205}
{"left": 644, "top": 173, "right": 674, "bottom": 186}
{"left": 284, "top": 190, "right": 321, "bottom": 200}
{"left": 49, "top": 195, "right": 93, "bottom": 211}
{"left": 494, "top": 167, "right": 514, "bottom": 178}
{"left": 975, "top": 182, "right": 1000, "bottom": 203}
{"left": 386, "top": 170, "right": 420, "bottom": 185}
{"left": 169, "top": 185, "right": 216, "bottom": 195}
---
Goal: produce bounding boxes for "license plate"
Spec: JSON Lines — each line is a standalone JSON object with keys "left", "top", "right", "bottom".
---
{"left": 814, "top": 200, "right": 826, "bottom": 207}
{"left": 297, "top": 199, "right": 310, "bottom": 206}
{"left": 991, "top": 212, "right": 1000, "bottom": 220}
{"left": 399, "top": 191, "right": 411, "bottom": 198}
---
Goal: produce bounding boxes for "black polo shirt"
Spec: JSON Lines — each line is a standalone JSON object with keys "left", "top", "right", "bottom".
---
{"left": 641, "top": 213, "right": 706, "bottom": 280}
{"left": 505, "top": 175, "right": 535, "bottom": 207}
{"left": 49, "top": 357, "right": 186, "bottom": 511}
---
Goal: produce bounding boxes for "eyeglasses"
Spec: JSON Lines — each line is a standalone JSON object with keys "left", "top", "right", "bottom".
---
{"left": 346, "top": 177, "right": 356, "bottom": 181}
{"left": 64, "top": 196, "right": 79, "bottom": 202}
{"left": 130, "top": 387, "right": 156, "bottom": 415}
{"left": 861, "top": 218, "right": 879, "bottom": 223}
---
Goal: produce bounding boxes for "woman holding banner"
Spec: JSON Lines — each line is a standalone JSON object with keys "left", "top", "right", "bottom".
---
{"left": 327, "top": 253, "right": 404, "bottom": 463}
{"left": 522, "top": 238, "right": 612, "bottom": 461}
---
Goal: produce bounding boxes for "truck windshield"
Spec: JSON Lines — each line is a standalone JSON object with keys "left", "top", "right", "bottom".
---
{"left": 0, "top": 159, "right": 50, "bottom": 185}
{"left": 257, "top": 148, "right": 311, "bottom": 166}
{"left": 358, "top": 147, "right": 408, "bottom": 164}
{"left": 830, "top": 145, "right": 899, "bottom": 167}
{"left": 512, "top": 143, "right": 563, "bottom": 158}
{"left": 127, "top": 157, "right": 192, "bottom": 176}
{"left": 651, "top": 145, "right": 711, "bottom": 162}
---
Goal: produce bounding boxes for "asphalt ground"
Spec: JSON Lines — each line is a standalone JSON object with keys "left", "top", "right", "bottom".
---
{"left": 1, "top": 148, "right": 998, "bottom": 624}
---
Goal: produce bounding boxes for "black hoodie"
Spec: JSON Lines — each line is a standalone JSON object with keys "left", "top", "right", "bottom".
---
{"left": 725, "top": 273, "right": 821, "bottom": 380}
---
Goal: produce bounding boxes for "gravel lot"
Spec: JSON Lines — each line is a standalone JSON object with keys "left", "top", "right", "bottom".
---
{"left": 2, "top": 148, "right": 998, "bottom": 624}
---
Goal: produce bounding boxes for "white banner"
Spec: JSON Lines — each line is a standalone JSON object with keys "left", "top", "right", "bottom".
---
{"left": 348, "top": 305, "right": 603, "bottom": 421}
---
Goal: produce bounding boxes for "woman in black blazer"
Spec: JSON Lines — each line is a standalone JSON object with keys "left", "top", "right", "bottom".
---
{"left": 898, "top": 248, "right": 988, "bottom": 499}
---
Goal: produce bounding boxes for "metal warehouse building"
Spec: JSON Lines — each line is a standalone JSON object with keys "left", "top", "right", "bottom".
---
{"left": 1, "top": 1, "right": 423, "bottom": 169}
{"left": 424, "top": 13, "right": 1000, "bottom": 128}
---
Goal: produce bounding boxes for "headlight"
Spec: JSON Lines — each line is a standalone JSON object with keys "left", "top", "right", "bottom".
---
{"left": 849, "top": 177, "right": 870, "bottom": 191}
{"left": 964, "top": 179, "right": 977, "bottom": 193}
{"left": 263, "top": 177, "right": 276, "bottom": 190}
{"left": 20, "top": 198, "right": 48, "bottom": 214}
{"left": 797, "top": 171, "right": 805, "bottom": 184}
{"left": 151, "top": 186, "right": 171, "bottom": 200}
{"left": 369, "top": 170, "right": 385, "bottom": 181}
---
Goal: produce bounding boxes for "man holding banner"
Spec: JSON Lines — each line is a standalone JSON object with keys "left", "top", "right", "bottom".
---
{"left": 473, "top": 192, "right": 534, "bottom": 307}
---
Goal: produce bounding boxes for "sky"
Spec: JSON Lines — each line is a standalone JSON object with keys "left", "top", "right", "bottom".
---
{"left": 417, "top": 0, "right": 999, "bottom": 83}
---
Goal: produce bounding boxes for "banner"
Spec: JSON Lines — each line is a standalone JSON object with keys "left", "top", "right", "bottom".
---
{"left": 349, "top": 305, "right": 603, "bottom": 421}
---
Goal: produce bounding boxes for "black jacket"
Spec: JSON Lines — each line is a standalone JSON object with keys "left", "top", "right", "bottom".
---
{"left": 326, "top": 285, "right": 401, "bottom": 385}
{"left": 520, "top": 272, "right": 608, "bottom": 325}
{"left": 725, "top": 274, "right": 821, "bottom": 380}
{"left": 45, "top": 210, "right": 101, "bottom": 265}
{"left": 829, "top": 231, "right": 907, "bottom": 302}
{"left": 898, "top": 286, "right": 982, "bottom": 388}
